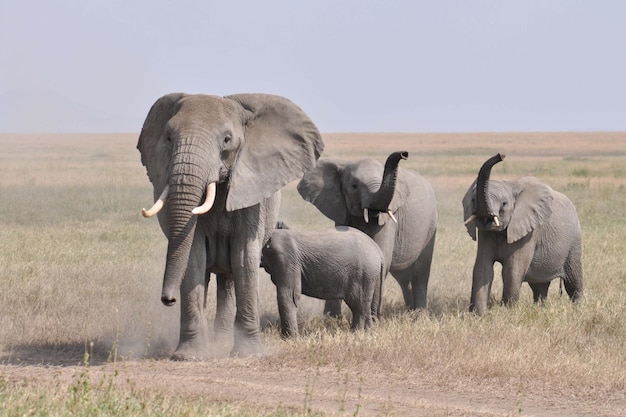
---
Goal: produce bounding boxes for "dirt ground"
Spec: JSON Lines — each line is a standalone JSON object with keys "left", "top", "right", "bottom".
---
{"left": 2, "top": 347, "right": 624, "bottom": 417}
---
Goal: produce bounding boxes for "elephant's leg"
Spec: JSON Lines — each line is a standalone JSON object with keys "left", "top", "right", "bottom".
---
{"left": 370, "top": 272, "right": 384, "bottom": 319}
{"left": 214, "top": 273, "right": 236, "bottom": 348}
{"left": 501, "top": 247, "right": 534, "bottom": 306}
{"left": 410, "top": 231, "right": 436, "bottom": 310}
{"left": 563, "top": 246, "right": 584, "bottom": 302}
{"left": 388, "top": 270, "right": 411, "bottom": 310}
{"left": 230, "top": 239, "right": 264, "bottom": 357}
{"left": 362, "top": 290, "right": 375, "bottom": 330}
{"left": 345, "top": 296, "right": 367, "bottom": 331}
{"left": 276, "top": 286, "right": 299, "bottom": 338}
{"left": 395, "top": 276, "right": 413, "bottom": 310}
{"left": 470, "top": 255, "right": 495, "bottom": 315}
{"left": 323, "top": 299, "right": 343, "bottom": 319}
{"left": 529, "top": 282, "right": 550, "bottom": 304}
{"left": 172, "top": 234, "right": 210, "bottom": 361}
{"left": 470, "top": 233, "right": 499, "bottom": 313}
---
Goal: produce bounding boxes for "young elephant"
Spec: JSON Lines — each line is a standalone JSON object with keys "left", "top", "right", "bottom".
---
{"left": 462, "top": 154, "right": 583, "bottom": 314}
{"left": 261, "top": 224, "right": 385, "bottom": 337}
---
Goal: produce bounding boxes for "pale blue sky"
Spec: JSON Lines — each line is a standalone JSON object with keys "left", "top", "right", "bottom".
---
{"left": 1, "top": 1, "right": 624, "bottom": 133}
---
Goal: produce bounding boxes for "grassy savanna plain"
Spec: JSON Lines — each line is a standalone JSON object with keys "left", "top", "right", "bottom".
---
{"left": 0, "top": 132, "right": 625, "bottom": 416}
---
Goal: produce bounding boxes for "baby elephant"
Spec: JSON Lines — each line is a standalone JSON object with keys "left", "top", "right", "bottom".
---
{"left": 261, "top": 224, "right": 385, "bottom": 337}
{"left": 462, "top": 154, "right": 583, "bottom": 314}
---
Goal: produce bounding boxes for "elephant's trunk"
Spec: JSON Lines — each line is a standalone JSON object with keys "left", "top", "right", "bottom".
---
{"left": 475, "top": 153, "right": 505, "bottom": 218}
{"left": 368, "top": 151, "right": 408, "bottom": 213}
{"left": 161, "top": 140, "right": 214, "bottom": 306}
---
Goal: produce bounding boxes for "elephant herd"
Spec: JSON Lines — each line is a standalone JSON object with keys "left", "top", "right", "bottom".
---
{"left": 137, "top": 92, "right": 584, "bottom": 360}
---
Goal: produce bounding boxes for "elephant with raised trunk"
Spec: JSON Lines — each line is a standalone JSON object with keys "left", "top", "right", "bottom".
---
{"left": 462, "top": 154, "right": 584, "bottom": 314}
{"left": 298, "top": 151, "right": 437, "bottom": 315}
{"left": 137, "top": 93, "right": 323, "bottom": 359}
{"left": 261, "top": 224, "right": 385, "bottom": 337}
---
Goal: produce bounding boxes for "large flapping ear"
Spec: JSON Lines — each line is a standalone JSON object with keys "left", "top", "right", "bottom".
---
{"left": 297, "top": 159, "right": 349, "bottom": 225}
{"left": 137, "top": 93, "right": 185, "bottom": 195}
{"left": 461, "top": 180, "right": 478, "bottom": 241}
{"left": 507, "top": 177, "right": 554, "bottom": 244}
{"left": 224, "top": 94, "right": 324, "bottom": 211}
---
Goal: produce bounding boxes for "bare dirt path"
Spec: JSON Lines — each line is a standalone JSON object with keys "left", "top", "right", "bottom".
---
{"left": 2, "top": 355, "right": 623, "bottom": 416}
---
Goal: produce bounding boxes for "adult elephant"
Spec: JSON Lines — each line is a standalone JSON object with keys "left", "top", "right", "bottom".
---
{"left": 137, "top": 93, "right": 323, "bottom": 359}
{"left": 297, "top": 151, "right": 437, "bottom": 314}
{"left": 462, "top": 154, "right": 583, "bottom": 314}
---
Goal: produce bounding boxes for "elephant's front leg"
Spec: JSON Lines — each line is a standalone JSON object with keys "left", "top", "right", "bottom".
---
{"left": 501, "top": 246, "right": 534, "bottom": 306}
{"left": 500, "top": 236, "right": 534, "bottom": 306}
{"left": 470, "top": 235, "right": 495, "bottom": 314}
{"left": 230, "top": 239, "right": 264, "bottom": 356}
{"left": 411, "top": 233, "right": 436, "bottom": 310}
{"left": 276, "top": 286, "right": 300, "bottom": 337}
{"left": 469, "top": 254, "right": 495, "bottom": 315}
{"left": 529, "top": 282, "right": 550, "bottom": 304}
{"left": 214, "top": 273, "right": 236, "bottom": 349}
{"left": 323, "top": 299, "right": 343, "bottom": 318}
{"left": 172, "top": 233, "right": 210, "bottom": 361}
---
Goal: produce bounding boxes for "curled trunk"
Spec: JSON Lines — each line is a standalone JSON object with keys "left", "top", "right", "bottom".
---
{"left": 475, "top": 153, "right": 505, "bottom": 217}
{"left": 369, "top": 151, "right": 408, "bottom": 211}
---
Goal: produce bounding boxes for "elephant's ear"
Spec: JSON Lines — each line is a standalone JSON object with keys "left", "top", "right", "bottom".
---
{"left": 462, "top": 180, "right": 478, "bottom": 241}
{"left": 137, "top": 93, "right": 186, "bottom": 195}
{"left": 297, "top": 159, "right": 349, "bottom": 224}
{"left": 224, "top": 94, "right": 324, "bottom": 211}
{"left": 507, "top": 177, "right": 554, "bottom": 244}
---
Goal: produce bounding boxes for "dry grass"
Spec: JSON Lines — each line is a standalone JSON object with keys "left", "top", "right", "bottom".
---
{"left": 0, "top": 132, "right": 625, "bottom": 416}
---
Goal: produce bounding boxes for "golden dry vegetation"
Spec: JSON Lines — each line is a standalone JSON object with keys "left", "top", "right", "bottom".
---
{"left": 0, "top": 132, "right": 625, "bottom": 416}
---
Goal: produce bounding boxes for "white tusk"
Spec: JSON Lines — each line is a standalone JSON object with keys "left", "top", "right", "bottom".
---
{"left": 464, "top": 214, "right": 477, "bottom": 225}
{"left": 142, "top": 185, "right": 170, "bottom": 218}
{"left": 192, "top": 182, "right": 217, "bottom": 215}
{"left": 387, "top": 210, "right": 397, "bottom": 223}
{"left": 493, "top": 216, "right": 500, "bottom": 227}
{"left": 364, "top": 208, "right": 369, "bottom": 224}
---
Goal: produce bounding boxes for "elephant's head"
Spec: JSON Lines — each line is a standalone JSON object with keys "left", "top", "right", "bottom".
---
{"left": 137, "top": 93, "right": 323, "bottom": 306}
{"left": 462, "top": 154, "right": 554, "bottom": 243}
{"left": 297, "top": 151, "right": 409, "bottom": 226}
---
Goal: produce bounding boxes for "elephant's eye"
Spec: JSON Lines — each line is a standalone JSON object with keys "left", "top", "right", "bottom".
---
{"left": 502, "top": 200, "right": 508, "bottom": 207}
{"left": 351, "top": 183, "right": 357, "bottom": 190}
{"left": 224, "top": 134, "right": 232, "bottom": 144}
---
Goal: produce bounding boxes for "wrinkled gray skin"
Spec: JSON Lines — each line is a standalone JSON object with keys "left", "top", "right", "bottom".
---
{"left": 462, "top": 155, "right": 583, "bottom": 314}
{"left": 297, "top": 152, "right": 437, "bottom": 314}
{"left": 261, "top": 224, "right": 385, "bottom": 337}
{"left": 137, "top": 93, "right": 323, "bottom": 359}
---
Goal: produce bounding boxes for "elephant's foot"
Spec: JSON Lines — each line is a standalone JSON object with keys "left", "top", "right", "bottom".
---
{"left": 212, "top": 331, "right": 233, "bottom": 356}
{"left": 230, "top": 335, "right": 265, "bottom": 358}
{"left": 170, "top": 337, "right": 211, "bottom": 361}
{"left": 171, "top": 351, "right": 205, "bottom": 361}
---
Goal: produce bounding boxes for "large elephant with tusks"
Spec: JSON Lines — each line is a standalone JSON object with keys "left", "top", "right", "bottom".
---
{"left": 138, "top": 92, "right": 323, "bottom": 359}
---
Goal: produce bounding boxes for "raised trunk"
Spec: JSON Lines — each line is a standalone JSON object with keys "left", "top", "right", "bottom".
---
{"left": 161, "top": 140, "right": 212, "bottom": 305}
{"left": 369, "top": 151, "right": 408, "bottom": 211}
{"left": 475, "top": 153, "right": 504, "bottom": 217}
